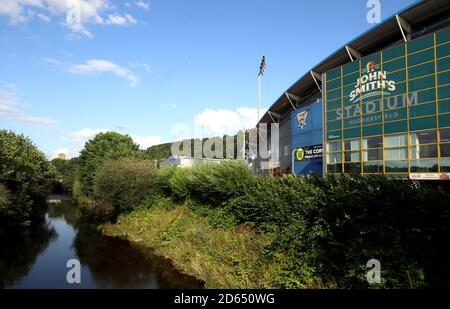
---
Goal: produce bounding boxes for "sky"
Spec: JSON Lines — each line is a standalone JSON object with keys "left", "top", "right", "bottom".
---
{"left": 0, "top": 0, "right": 418, "bottom": 159}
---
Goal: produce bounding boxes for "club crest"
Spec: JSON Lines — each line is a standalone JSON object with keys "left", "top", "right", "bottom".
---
{"left": 297, "top": 111, "right": 308, "bottom": 129}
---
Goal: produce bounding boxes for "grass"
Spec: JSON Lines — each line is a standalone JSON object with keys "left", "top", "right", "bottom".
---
{"left": 101, "top": 202, "right": 276, "bottom": 288}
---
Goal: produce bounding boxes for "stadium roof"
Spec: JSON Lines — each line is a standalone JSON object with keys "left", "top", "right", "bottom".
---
{"left": 258, "top": 0, "right": 450, "bottom": 124}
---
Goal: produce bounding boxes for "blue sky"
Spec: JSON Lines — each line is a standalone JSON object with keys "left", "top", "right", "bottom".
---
{"left": 0, "top": 0, "right": 417, "bottom": 158}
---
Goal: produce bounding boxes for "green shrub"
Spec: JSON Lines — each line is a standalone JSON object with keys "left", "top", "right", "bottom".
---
{"left": 225, "top": 174, "right": 450, "bottom": 288}
{"left": 78, "top": 132, "right": 140, "bottom": 197}
{"left": 94, "top": 158, "right": 157, "bottom": 216}
{"left": 0, "top": 184, "right": 12, "bottom": 209}
{"left": 186, "top": 161, "right": 254, "bottom": 206}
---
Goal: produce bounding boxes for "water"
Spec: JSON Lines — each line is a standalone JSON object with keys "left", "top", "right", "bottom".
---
{"left": 0, "top": 195, "right": 203, "bottom": 289}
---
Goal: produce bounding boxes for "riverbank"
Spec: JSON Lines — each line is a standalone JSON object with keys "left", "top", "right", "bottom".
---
{"left": 101, "top": 203, "right": 279, "bottom": 289}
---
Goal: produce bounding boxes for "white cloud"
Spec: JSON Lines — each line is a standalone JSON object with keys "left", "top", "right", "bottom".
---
{"left": 68, "top": 59, "right": 139, "bottom": 87}
{"left": 131, "top": 135, "right": 160, "bottom": 149}
{"left": 194, "top": 107, "right": 266, "bottom": 135}
{"left": 0, "top": 0, "right": 138, "bottom": 38}
{"left": 135, "top": 1, "right": 150, "bottom": 11}
{"left": 69, "top": 128, "right": 160, "bottom": 150}
{"left": 0, "top": 85, "right": 55, "bottom": 126}
{"left": 102, "top": 13, "right": 136, "bottom": 25}
{"left": 70, "top": 128, "right": 109, "bottom": 143}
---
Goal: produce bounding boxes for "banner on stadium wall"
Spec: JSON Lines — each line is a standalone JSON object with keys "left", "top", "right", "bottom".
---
{"left": 409, "top": 173, "right": 450, "bottom": 180}
{"left": 295, "top": 144, "right": 323, "bottom": 161}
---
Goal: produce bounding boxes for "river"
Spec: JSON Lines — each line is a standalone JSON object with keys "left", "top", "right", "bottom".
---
{"left": 0, "top": 195, "right": 203, "bottom": 289}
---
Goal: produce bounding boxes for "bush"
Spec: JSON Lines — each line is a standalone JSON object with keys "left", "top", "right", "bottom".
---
{"left": 78, "top": 132, "right": 140, "bottom": 197}
{"left": 225, "top": 174, "right": 450, "bottom": 288}
{"left": 0, "top": 184, "right": 12, "bottom": 209}
{"left": 157, "top": 161, "right": 255, "bottom": 206}
{"left": 94, "top": 158, "right": 157, "bottom": 216}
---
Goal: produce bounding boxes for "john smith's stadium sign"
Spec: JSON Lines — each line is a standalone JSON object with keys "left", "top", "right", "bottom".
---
{"left": 349, "top": 61, "right": 396, "bottom": 102}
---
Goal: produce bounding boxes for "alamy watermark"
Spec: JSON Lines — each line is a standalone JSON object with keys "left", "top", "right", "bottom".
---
{"left": 367, "top": 0, "right": 381, "bottom": 24}
{"left": 66, "top": 259, "right": 81, "bottom": 284}
{"left": 66, "top": 0, "right": 82, "bottom": 25}
{"left": 366, "top": 259, "right": 381, "bottom": 284}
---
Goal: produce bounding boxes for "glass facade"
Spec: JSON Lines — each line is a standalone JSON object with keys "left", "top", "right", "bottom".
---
{"left": 324, "top": 27, "right": 450, "bottom": 179}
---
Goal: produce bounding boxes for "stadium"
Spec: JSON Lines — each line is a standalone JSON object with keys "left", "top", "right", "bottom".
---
{"left": 256, "top": 0, "right": 450, "bottom": 180}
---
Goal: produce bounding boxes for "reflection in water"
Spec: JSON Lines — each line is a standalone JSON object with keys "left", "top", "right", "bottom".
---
{"left": 0, "top": 195, "right": 203, "bottom": 289}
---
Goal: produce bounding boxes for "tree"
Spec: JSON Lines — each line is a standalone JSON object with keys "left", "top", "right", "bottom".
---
{"left": 78, "top": 132, "right": 139, "bottom": 196}
{"left": 0, "top": 130, "right": 53, "bottom": 225}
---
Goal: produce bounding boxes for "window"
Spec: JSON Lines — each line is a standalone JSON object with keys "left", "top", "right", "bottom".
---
{"left": 363, "top": 161, "right": 383, "bottom": 173}
{"left": 385, "top": 160, "right": 408, "bottom": 172}
{"left": 344, "top": 139, "right": 360, "bottom": 151}
{"left": 440, "top": 158, "right": 450, "bottom": 172}
{"left": 409, "top": 130, "right": 437, "bottom": 145}
{"left": 362, "top": 136, "right": 382, "bottom": 149}
{"left": 441, "top": 144, "right": 450, "bottom": 157}
{"left": 384, "top": 134, "right": 408, "bottom": 148}
{"left": 327, "top": 153, "right": 342, "bottom": 164}
{"left": 363, "top": 149, "right": 383, "bottom": 161}
{"left": 410, "top": 159, "right": 438, "bottom": 172}
{"left": 345, "top": 151, "right": 361, "bottom": 162}
{"left": 440, "top": 128, "right": 450, "bottom": 143}
{"left": 344, "top": 163, "right": 361, "bottom": 174}
{"left": 410, "top": 144, "right": 438, "bottom": 159}
{"left": 327, "top": 164, "right": 342, "bottom": 173}
{"left": 386, "top": 148, "right": 408, "bottom": 160}
{"left": 327, "top": 141, "right": 342, "bottom": 152}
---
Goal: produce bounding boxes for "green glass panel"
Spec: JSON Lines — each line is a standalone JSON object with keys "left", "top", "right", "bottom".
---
{"left": 408, "top": 75, "right": 435, "bottom": 92}
{"left": 327, "top": 87, "right": 341, "bottom": 100}
{"left": 438, "top": 70, "right": 450, "bottom": 86}
{"left": 362, "top": 53, "right": 381, "bottom": 66}
{"left": 437, "top": 42, "right": 450, "bottom": 59}
{"left": 344, "top": 117, "right": 360, "bottom": 128}
{"left": 343, "top": 61, "right": 360, "bottom": 75}
{"left": 327, "top": 131, "right": 342, "bottom": 141}
{"left": 436, "top": 27, "right": 450, "bottom": 45}
{"left": 437, "top": 57, "right": 450, "bottom": 71}
{"left": 363, "top": 124, "right": 382, "bottom": 136}
{"left": 438, "top": 99, "right": 450, "bottom": 114}
{"left": 408, "top": 48, "right": 434, "bottom": 66}
{"left": 362, "top": 100, "right": 382, "bottom": 114}
{"left": 343, "top": 72, "right": 359, "bottom": 86}
{"left": 439, "top": 113, "right": 450, "bottom": 128}
{"left": 344, "top": 127, "right": 360, "bottom": 139}
{"left": 388, "top": 69, "right": 406, "bottom": 83}
{"left": 384, "top": 81, "right": 406, "bottom": 97}
{"left": 326, "top": 98, "right": 341, "bottom": 111}
{"left": 409, "top": 116, "right": 436, "bottom": 131}
{"left": 407, "top": 35, "right": 434, "bottom": 54}
{"left": 438, "top": 85, "right": 450, "bottom": 99}
{"left": 409, "top": 102, "right": 436, "bottom": 118}
{"left": 327, "top": 109, "right": 340, "bottom": 121}
{"left": 342, "top": 104, "right": 360, "bottom": 118}
{"left": 384, "top": 120, "right": 407, "bottom": 134}
{"left": 327, "top": 67, "right": 341, "bottom": 80}
{"left": 408, "top": 61, "right": 435, "bottom": 79}
{"left": 384, "top": 93, "right": 408, "bottom": 110}
{"left": 343, "top": 84, "right": 355, "bottom": 97}
{"left": 362, "top": 112, "right": 382, "bottom": 125}
{"left": 327, "top": 119, "right": 342, "bottom": 131}
{"left": 382, "top": 45, "right": 405, "bottom": 61}
{"left": 383, "top": 58, "right": 406, "bottom": 72}
{"left": 385, "top": 108, "right": 406, "bottom": 121}
{"left": 416, "top": 88, "right": 436, "bottom": 103}
{"left": 326, "top": 78, "right": 341, "bottom": 91}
